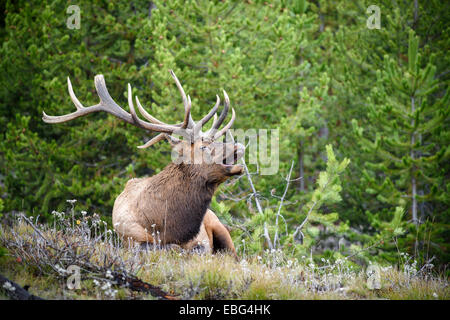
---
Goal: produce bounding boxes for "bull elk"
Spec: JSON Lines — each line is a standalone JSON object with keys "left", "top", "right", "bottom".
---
{"left": 42, "top": 70, "right": 244, "bottom": 259}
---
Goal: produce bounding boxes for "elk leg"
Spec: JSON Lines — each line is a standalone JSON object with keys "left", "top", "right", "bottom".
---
{"left": 181, "top": 222, "right": 212, "bottom": 253}
{"left": 116, "top": 222, "right": 155, "bottom": 247}
{"left": 203, "top": 209, "right": 238, "bottom": 260}
{"left": 211, "top": 222, "right": 238, "bottom": 260}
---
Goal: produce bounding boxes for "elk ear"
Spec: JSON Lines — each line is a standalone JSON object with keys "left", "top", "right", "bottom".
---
{"left": 164, "top": 134, "right": 181, "bottom": 147}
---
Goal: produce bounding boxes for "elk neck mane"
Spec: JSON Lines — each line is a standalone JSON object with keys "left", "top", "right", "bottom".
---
{"left": 135, "top": 162, "right": 218, "bottom": 244}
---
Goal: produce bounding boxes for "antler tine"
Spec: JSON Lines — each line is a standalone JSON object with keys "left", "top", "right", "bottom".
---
{"left": 135, "top": 96, "right": 181, "bottom": 126}
{"left": 94, "top": 75, "right": 131, "bottom": 121}
{"left": 138, "top": 133, "right": 164, "bottom": 149}
{"left": 42, "top": 76, "right": 105, "bottom": 124}
{"left": 128, "top": 83, "right": 142, "bottom": 125}
{"left": 67, "top": 77, "right": 84, "bottom": 110}
{"left": 194, "top": 94, "right": 220, "bottom": 135}
{"left": 169, "top": 70, "right": 195, "bottom": 128}
{"left": 183, "top": 95, "right": 192, "bottom": 129}
{"left": 127, "top": 84, "right": 180, "bottom": 133}
{"left": 207, "top": 90, "right": 230, "bottom": 137}
{"left": 204, "top": 90, "right": 233, "bottom": 140}
{"left": 213, "top": 107, "right": 235, "bottom": 140}
{"left": 203, "top": 113, "right": 218, "bottom": 138}
{"left": 96, "top": 77, "right": 178, "bottom": 133}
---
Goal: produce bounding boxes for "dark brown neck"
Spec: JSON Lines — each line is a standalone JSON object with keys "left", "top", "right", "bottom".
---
{"left": 147, "top": 163, "right": 217, "bottom": 244}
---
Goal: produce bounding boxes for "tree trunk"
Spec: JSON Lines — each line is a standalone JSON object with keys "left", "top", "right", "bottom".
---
{"left": 411, "top": 96, "right": 418, "bottom": 225}
{"left": 298, "top": 142, "right": 305, "bottom": 191}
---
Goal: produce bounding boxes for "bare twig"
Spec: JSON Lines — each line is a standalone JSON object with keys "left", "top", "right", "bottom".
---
{"left": 292, "top": 173, "right": 332, "bottom": 242}
{"left": 2, "top": 212, "right": 178, "bottom": 300}
{"left": 292, "top": 200, "right": 318, "bottom": 242}
{"left": 226, "top": 131, "right": 273, "bottom": 249}
{"left": 273, "top": 161, "right": 295, "bottom": 247}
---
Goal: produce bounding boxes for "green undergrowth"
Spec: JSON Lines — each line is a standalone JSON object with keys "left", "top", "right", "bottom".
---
{"left": 0, "top": 214, "right": 448, "bottom": 300}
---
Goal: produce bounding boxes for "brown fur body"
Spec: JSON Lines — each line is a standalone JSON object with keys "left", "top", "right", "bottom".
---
{"left": 113, "top": 162, "right": 240, "bottom": 257}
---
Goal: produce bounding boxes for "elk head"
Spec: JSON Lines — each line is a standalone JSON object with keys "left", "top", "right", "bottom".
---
{"left": 42, "top": 70, "right": 245, "bottom": 182}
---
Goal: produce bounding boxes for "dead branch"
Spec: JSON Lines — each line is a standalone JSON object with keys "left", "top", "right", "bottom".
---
{"left": 273, "top": 161, "right": 295, "bottom": 247}
{"left": 1, "top": 212, "right": 178, "bottom": 300}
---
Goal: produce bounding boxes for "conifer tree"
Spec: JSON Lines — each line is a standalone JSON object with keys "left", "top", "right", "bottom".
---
{"left": 351, "top": 29, "right": 449, "bottom": 262}
{"left": 316, "top": 1, "right": 449, "bottom": 264}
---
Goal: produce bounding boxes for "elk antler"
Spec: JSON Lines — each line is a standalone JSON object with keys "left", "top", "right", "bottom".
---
{"left": 208, "top": 90, "right": 235, "bottom": 140}
{"left": 43, "top": 71, "right": 236, "bottom": 148}
{"left": 43, "top": 75, "right": 181, "bottom": 133}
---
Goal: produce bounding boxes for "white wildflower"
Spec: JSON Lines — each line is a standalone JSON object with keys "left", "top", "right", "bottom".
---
{"left": 51, "top": 210, "right": 64, "bottom": 219}
{"left": 55, "top": 264, "right": 67, "bottom": 275}
{"left": 381, "top": 265, "right": 392, "bottom": 272}
{"left": 104, "top": 287, "right": 118, "bottom": 298}
{"left": 2, "top": 281, "right": 15, "bottom": 291}
{"left": 101, "top": 281, "right": 111, "bottom": 291}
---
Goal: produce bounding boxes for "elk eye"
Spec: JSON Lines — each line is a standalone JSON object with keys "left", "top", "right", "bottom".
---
{"left": 200, "top": 146, "right": 208, "bottom": 150}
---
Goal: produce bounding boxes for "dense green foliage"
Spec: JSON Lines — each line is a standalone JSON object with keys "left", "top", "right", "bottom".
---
{"left": 0, "top": 1, "right": 448, "bottom": 270}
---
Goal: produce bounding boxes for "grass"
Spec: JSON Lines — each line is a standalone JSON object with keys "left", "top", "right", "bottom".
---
{"left": 0, "top": 210, "right": 448, "bottom": 300}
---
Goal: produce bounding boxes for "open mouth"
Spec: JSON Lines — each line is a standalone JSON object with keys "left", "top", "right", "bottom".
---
{"left": 214, "top": 143, "right": 244, "bottom": 170}
{"left": 221, "top": 150, "right": 239, "bottom": 166}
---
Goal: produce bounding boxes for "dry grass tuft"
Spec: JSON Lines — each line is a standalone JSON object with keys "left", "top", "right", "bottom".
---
{"left": 0, "top": 210, "right": 448, "bottom": 300}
